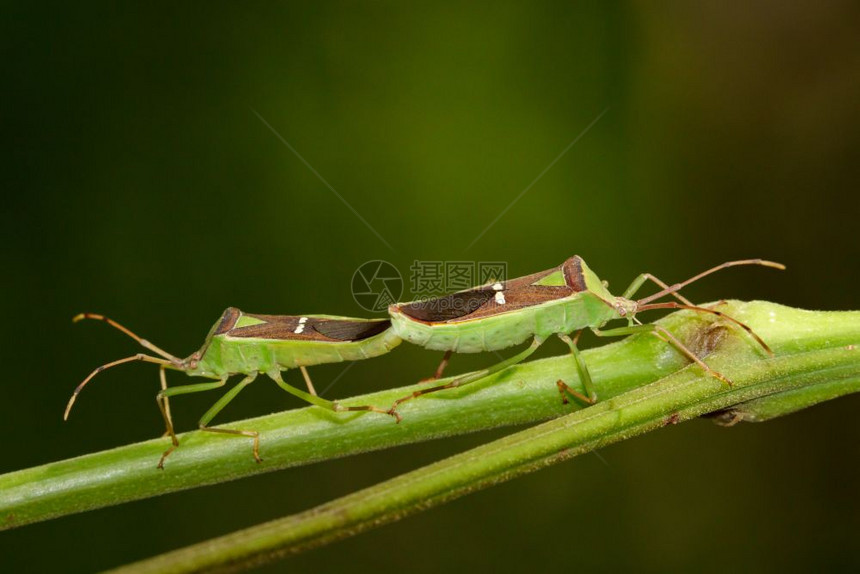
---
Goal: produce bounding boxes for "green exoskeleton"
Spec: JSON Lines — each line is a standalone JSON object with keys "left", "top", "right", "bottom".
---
{"left": 383, "top": 256, "right": 783, "bottom": 418}
{"left": 66, "top": 309, "right": 400, "bottom": 467}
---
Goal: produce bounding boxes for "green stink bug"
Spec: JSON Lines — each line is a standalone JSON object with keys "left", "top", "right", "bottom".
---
{"left": 383, "top": 256, "right": 783, "bottom": 418}
{"left": 65, "top": 309, "right": 400, "bottom": 467}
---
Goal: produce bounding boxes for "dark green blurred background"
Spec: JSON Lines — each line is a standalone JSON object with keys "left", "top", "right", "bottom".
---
{"left": 3, "top": 3, "right": 859, "bottom": 572}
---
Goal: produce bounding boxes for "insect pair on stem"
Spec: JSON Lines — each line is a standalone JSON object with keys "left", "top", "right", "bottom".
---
{"left": 65, "top": 257, "right": 784, "bottom": 468}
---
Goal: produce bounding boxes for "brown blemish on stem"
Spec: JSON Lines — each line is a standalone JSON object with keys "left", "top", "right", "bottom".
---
{"left": 706, "top": 409, "right": 746, "bottom": 426}
{"left": 686, "top": 324, "right": 729, "bottom": 360}
{"left": 663, "top": 412, "right": 680, "bottom": 426}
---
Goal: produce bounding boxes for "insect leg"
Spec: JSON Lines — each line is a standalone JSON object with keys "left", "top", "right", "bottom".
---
{"left": 387, "top": 336, "right": 546, "bottom": 421}
{"left": 556, "top": 331, "right": 597, "bottom": 404}
{"left": 269, "top": 371, "right": 392, "bottom": 419}
{"left": 422, "top": 350, "right": 453, "bottom": 382}
{"left": 592, "top": 324, "right": 733, "bottom": 386}
{"left": 158, "top": 365, "right": 175, "bottom": 440}
{"left": 636, "top": 302, "right": 774, "bottom": 355}
{"left": 299, "top": 366, "right": 318, "bottom": 396}
{"left": 156, "top": 377, "right": 230, "bottom": 468}
{"left": 622, "top": 273, "right": 694, "bottom": 305}
{"left": 197, "top": 373, "right": 263, "bottom": 464}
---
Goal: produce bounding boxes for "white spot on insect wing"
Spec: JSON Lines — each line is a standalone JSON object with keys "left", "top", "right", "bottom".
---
{"left": 294, "top": 316, "right": 309, "bottom": 334}
{"left": 492, "top": 282, "right": 506, "bottom": 305}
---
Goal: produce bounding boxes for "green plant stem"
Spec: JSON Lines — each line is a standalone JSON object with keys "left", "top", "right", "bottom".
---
{"left": 114, "top": 346, "right": 860, "bottom": 574}
{"left": 1, "top": 302, "right": 858, "bottom": 535}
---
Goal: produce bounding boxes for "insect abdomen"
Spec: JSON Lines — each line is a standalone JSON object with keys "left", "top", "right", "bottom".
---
{"left": 389, "top": 306, "right": 539, "bottom": 353}
{"left": 390, "top": 292, "right": 615, "bottom": 353}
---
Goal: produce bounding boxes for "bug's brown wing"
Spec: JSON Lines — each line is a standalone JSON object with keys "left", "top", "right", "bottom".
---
{"left": 460, "top": 285, "right": 574, "bottom": 320}
{"left": 226, "top": 315, "right": 301, "bottom": 339}
{"left": 395, "top": 257, "right": 585, "bottom": 324}
{"left": 212, "top": 307, "right": 242, "bottom": 335}
{"left": 312, "top": 319, "right": 391, "bottom": 341}
{"left": 397, "top": 289, "right": 496, "bottom": 322}
{"left": 562, "top": 256, "right": 587, "bottom": 291}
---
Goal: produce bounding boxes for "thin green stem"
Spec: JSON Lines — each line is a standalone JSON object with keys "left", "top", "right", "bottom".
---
{"left": 0, "top": 301, "right": 857, "bottom": 540}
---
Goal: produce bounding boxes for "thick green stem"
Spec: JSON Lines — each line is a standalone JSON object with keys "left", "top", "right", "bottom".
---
{"left": 109, "top": 301, "right": 859, "bottom": 574}
{"left": 1, "top": 302, "right": 857, "bottom": 539}
{"left": 115, "top": 348, "right": 859, "bottom": 574}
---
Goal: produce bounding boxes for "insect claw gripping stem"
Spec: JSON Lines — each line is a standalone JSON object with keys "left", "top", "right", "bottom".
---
{"left": 556, "top": 380, "right": 594, "bottom": 406}
{"left": 157, "top": 447, "right": 176, "bottom": 470}
{"left": 387, "top": 408, "right": 403, "bottom": 424}
{"left": 557, "top": 381, "right": 569, "bottom": 405}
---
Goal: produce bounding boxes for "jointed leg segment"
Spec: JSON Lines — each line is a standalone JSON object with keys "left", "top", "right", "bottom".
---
{"left": 155, "top": 366, "right": 395, "bottom": 468}
{"left": 386, "top": 336, "right": 546, "bottom": 420}
{"left": 157, "top": 373, "right": 267, "bottom": 467}
{"left": 556, "top": 331, "right": 597, "bottom": 405}
{"left": 156, "top": 376, "right": 232, "bottom": 468}
{"left": 299, "top": 366, "right": 317, "bottom": 395}
{"left": 636, "top": 302, "right": 773, "bottom": 355}
{"left": 269, "top": 370, "right": 392, "bottom": 420}
{"left": 635, "top": 259, "right": 784, "bottom": 306}
{"left": 72, "top": 313, "right": 180, "bottom": 361}
{"left": 623, "top": 273, "right": 694, "bottom": 305}
{"left": 592, "top": 324, "right": 733, "bottom": 386}
{"left": 158, "top": 365, "right": 174, "bottom": 439}
{"left": 197, "top": 374, "right": 261, "bottom": 463}
{"left": 423, "top": 350, "right": 453, "bottom": 382}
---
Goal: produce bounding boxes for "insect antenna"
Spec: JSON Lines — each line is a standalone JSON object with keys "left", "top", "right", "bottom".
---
{"left": 73, "top": 313, "right": 180, "bottom": 361}
{"left": 636, "top": 302, "right": 774, "bottom": 355}
{"left": 64, "top": 354, "right": 175, "bottom": 420}
{"left": 636, "top": 259, "right": 785, "bottom": 306}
